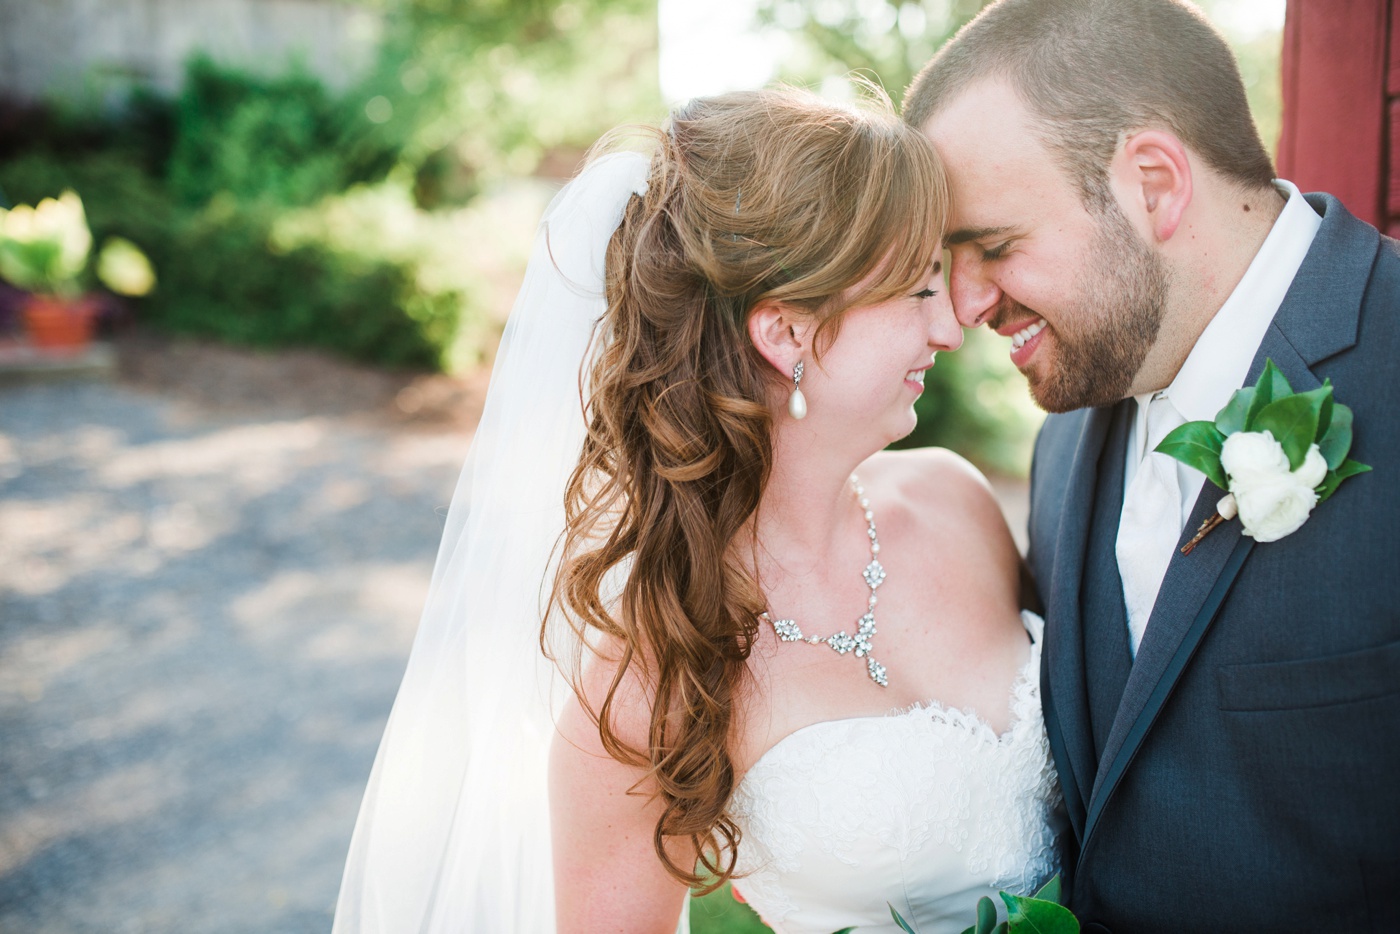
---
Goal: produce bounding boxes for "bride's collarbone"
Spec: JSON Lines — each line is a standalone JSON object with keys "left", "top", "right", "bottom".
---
{"left": 737, "top": 608, "right": 1030, "bottom": 772}
{"left": 735, "top": 454, "right": 1027, "bottom": 768}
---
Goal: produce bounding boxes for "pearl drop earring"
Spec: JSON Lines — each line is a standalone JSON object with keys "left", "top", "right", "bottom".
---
{"left": 788, "top": 360, "right": 807, "bottom": 420}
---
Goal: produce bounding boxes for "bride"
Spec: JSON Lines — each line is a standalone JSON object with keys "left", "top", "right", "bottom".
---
{"left": 334, "top": 87, "right": 1064, "bottom": 934}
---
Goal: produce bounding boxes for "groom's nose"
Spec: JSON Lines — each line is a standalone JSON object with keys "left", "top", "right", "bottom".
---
{"left": 948, "top": 255, "right": 1002, "bottom": 329}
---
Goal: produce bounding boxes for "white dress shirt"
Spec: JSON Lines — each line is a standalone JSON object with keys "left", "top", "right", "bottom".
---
{"left": 1118, "top": 179, "right": 1322, "bottom": 653}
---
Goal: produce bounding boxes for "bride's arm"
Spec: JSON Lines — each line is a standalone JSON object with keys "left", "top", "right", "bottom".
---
{"left": 549, "top": 660, "right": 692, "bottom": 933}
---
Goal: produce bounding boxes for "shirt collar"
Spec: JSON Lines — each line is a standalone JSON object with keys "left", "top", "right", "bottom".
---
{"left": 1133, "top": 178, "right": 1322, "bottom": 435}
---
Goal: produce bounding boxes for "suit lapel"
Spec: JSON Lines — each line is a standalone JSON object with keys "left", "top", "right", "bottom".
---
{"left": 1079, "top": 193, "right": 1378, "bottom": 854}
{"left": 1042, "top": 405, "right": 1115, "bottom": 839}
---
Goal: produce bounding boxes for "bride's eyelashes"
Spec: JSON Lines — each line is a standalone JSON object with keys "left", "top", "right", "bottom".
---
{"left": 912, "top": 260, "right": 943, "bottom": 298}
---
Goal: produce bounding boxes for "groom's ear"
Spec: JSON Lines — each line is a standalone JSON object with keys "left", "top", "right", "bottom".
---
{"left": 1114, "top": 129, "right": 1192, "bottom": 243}
{"left": 747, "top": 300, "right": 812, "bottom": 377}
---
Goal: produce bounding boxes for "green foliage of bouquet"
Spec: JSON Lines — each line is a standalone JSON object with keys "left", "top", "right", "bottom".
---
{"left": 838, "top": 874, "right": 1077, "bottom": 934}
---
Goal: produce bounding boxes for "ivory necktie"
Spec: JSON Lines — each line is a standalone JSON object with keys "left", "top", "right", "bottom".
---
{"left": 1116, "top": 392, "right": 1185, "bottom": 657}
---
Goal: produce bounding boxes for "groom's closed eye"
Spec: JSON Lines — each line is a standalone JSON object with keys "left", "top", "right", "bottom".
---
{"left": 945, "top": 226, "right": 1016, "bottom": 263}
{"left": 980, "top": 241, "right": 1013, "bottom": 261}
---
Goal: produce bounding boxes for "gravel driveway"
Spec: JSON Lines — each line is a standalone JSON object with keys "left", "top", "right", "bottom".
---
{"left": 0, "top": 334, "right": 1028, "bottom": 933}
{"left": 1, "top": 337, "right": 484, "bottom": 933}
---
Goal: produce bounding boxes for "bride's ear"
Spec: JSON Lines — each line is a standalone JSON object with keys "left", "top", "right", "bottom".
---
{"left": 747, "top": 300, "right": 812, "bottom": 378}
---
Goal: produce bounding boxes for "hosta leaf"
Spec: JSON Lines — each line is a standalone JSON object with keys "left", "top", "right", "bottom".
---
{"left": 1316, "top": 457, "right": 1372, "bottom": 504}
{"left": 1318, "top": 403, "right": 1354, "bottom": 470}
{"left": 978, "top": 896, "right": 998, "bottom": 934}
{"left": 1000, "top": 891, "right": 1081, "bottom": 934}
{"left": 1214, "top": 386, "right": 1254, "bottom": 435}
{"left": 890, "top": 903, "right": 919, "bottom": 934}
{"left": 1253, "top": 391, "right": 1324, "bottom": 470}
{"left": 1155, "top": 421, "right": 1228, "bottom": 490}
{"left": 1032, "top": 875, "right": 1063, "bottom": 905}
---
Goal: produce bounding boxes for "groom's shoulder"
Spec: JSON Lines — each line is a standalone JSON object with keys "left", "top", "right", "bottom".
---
{"left": 1368, "top": 226, "right": 1400, "bottom": 294}
{"left": 1306, "top": 191, "right": 1400, "bottom": 299}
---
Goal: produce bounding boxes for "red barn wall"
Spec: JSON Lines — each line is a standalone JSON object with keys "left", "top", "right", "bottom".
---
{"left": 1277, "top": 0, "right": 1395, "bottom": 234}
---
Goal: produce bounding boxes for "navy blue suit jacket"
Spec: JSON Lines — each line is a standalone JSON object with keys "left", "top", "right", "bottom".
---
{"left": 1028, "top": 194, "right": 1400, "bottom": 932}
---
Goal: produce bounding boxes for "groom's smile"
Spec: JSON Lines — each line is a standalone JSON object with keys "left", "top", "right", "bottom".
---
{"left": 994, "top": 312, "right": 1047, "bottom": 367}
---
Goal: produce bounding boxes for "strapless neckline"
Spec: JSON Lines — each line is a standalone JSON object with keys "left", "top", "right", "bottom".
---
{"left": 728, "top": 610, "right": 1063, "bottom": 934}
{"left": 739, "top": 609, "right": 1044, "bottom": 787}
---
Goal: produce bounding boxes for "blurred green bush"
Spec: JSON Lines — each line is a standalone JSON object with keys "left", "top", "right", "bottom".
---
{"left": 0, "top": 0, "right": 661, "bottom": 373}
{"left": 0, "top": 135, "right": 462, "bottom": 370}
{"left": 168, "top": 57, "right": 357, "bottom": 209}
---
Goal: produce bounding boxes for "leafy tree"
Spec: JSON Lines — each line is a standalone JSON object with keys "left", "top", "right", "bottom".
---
{"left": 758, "top": 0, "right": 991, "bottom": 99}
{"left": 346, "top": 0, "right": 663, "bottom": 205}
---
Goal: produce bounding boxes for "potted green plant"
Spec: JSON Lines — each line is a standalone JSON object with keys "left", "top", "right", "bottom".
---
{"left": 0, "top": 190, "right": 154, "bottom": 352}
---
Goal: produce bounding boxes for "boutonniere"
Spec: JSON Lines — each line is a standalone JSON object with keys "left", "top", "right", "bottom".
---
{"left": 1156, "top": 359, "right": 1371, "bottom": 554}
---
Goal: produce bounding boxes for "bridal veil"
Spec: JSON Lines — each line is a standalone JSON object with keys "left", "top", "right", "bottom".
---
{"left": 333, "top": 151, "right": 651, "bottom": 933}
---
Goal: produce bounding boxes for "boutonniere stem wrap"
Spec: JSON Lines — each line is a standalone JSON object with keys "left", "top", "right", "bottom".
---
{"left": 1157, "top": 359, "right": 1371, "bottom": 554}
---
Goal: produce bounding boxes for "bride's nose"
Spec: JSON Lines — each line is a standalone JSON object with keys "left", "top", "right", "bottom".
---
{"left": 928, "top": 288, "right": 964, "bottom": 352}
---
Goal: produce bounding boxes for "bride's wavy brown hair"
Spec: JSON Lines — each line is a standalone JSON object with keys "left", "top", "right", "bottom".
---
{"left": 547, "top": 87, "right": 948, "bottom": 891}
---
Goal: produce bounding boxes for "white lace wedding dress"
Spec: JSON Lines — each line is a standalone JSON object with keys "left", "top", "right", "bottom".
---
{"left": 728, "top": 610, "right": 1065, "bottom": 934}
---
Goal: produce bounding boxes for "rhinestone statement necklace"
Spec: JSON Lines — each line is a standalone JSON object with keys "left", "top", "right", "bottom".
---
{"left": 760, "top": 476, "right": 888, "bottom": 687}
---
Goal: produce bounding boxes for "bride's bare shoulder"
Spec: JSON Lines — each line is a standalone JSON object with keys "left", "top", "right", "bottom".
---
{"left": 860, "top": 448, "right": 1020, "bottom": 571}
{"left": 862, "top": 447, "right": 997, "bottom": 513}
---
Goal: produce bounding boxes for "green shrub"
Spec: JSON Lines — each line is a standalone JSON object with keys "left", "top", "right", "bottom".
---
{"left": 0, "top": 149, "right": 465, "bottom": 371}
{"left": 0, "top": 150, "right": 175, "bottom": 256}
{"left": 167, "top": 56, "right": 363, "bottom": 209}
{"left": 147, "top": 198, "right": 462, "bottom": 369}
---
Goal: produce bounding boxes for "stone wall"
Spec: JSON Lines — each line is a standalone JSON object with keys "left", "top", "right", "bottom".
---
{"left": 0, "top": 0, "right": 382, "bottom": 105}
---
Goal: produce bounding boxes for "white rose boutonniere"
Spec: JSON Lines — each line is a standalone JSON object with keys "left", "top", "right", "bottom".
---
{"left": 1156, "top": 360, "right": 1371, "bottom": 553}
{"left": 1218, "top": 431, "right": 1327, "bottom": 542}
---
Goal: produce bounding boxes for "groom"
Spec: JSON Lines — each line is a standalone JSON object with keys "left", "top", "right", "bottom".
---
{"left": 905, "top": 0, "right": 1400, "bottom": 930}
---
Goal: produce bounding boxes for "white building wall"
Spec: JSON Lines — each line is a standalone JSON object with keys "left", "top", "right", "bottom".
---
{"left": 0, "top": 0, "right": 382, "bottom": 104}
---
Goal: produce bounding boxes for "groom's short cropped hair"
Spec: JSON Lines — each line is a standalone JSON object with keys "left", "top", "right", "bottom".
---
{"left": 903, "top": 0, "right": 1275, "bottom": 213}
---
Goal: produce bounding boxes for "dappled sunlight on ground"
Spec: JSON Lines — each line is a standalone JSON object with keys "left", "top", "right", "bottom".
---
{"left": 0, "top": 347, "right": 472, "bottom": 932}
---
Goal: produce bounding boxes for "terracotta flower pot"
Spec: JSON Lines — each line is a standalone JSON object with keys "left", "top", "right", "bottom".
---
{"left": 22, "top": 294, "right": 97, "bottom": 352}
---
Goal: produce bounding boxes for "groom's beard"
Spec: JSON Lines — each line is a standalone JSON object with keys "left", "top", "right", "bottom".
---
{"left": 994, "top": 203, "right": 1170, "bottom": 414}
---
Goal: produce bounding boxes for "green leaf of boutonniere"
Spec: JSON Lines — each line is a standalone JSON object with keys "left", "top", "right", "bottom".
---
{"left": 1214, "top": 385, "right": 1255, "bottom": 435}
{"left": 1318, "top": 402, "right": 1355, "bottom": 470}
{"left": 1317, "top": 457, "right": 1372, "bottom": 503}
{"left": 1254, "top": 358, "right": 1293, "bottom": 413}
{"left": 1253, "top": 388, "right": 1327, "bottom": 470}
{"left": 1156, "top": 421, "right": 1228, "bottom": 489}
{"left": 999, "top": 890, "right": 1080, "bottom": 934}
{"left": 1313, "top": 378, "right": 1335, "bottom": 441}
